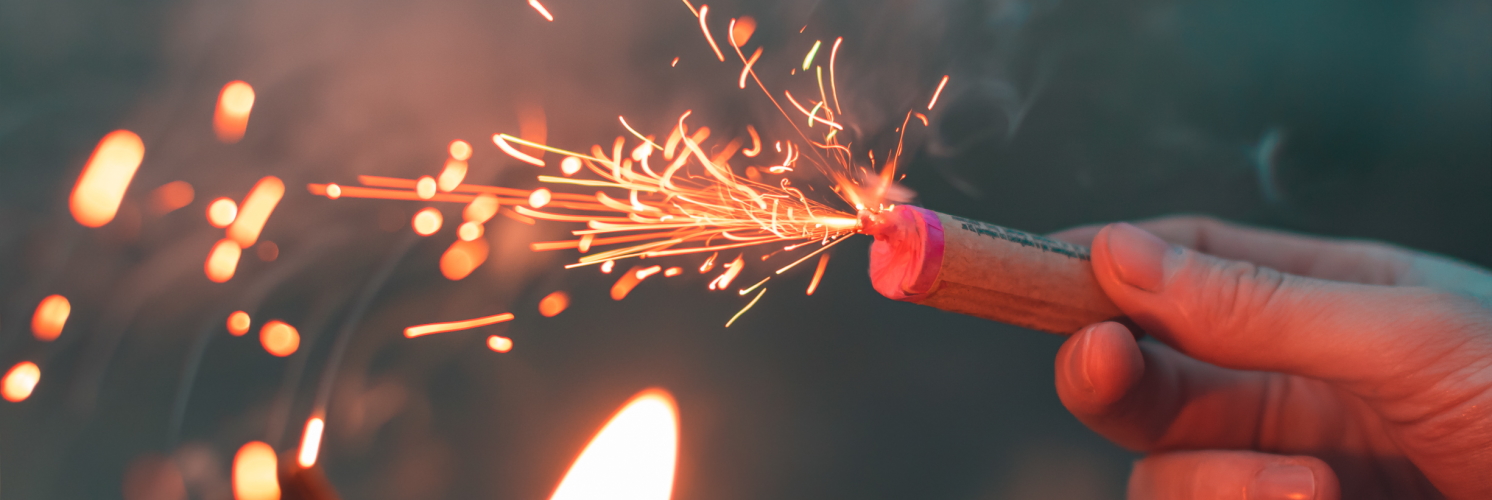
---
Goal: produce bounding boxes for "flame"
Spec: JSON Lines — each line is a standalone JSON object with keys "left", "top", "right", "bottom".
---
{"left": 260, "top": 320, "right": 300, "bottom": 357}
{"left": 412, "top": 208, "right": 444, "bottom": 236}
{"left": 31, "top": 294, "right": 70, "bottom": 341}
{"left": 404, "top": 312, "right": 514, "bottom": 338}
{"left": 232, "top": 441, "right": 279, "bottom": 500}
{"left": 149, "top": 181, "right": 195, "bottom": 215}
{"left": 550, "top": 389, "right": 678, "bottom": 500}
{"left": 214, "top": 81, "right": 256, "bottom": 143}
{"left": 228, "top": 311, "right": 252, "bottom": 336}
{"left": 206, "top": 239, "right": 243, "bottom": 283}
{"left": 298, "top": 417, "right": 325, "bottom": 468}
{"left": 71, "top": 130, "right": 145, "bottom": 228}
{"left": 227, "top": 177, "right": 284, "bottom": 247}
{"left": 539, "top": 291, "right": 571, "bottom": 317}
{"left": 208, "top": 197, "right": 239, "bottom": 228}
{"left": 440, "top": 238, "right": 489, "bottom": 280}
{"left": 2, "top": 361, "right": 41, "bottom": 403}
{"left": 487, "top": 335, "right": 514, "bottom": 352}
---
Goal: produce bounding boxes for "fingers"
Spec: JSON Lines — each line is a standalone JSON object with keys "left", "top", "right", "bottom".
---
{"left": 1089, "top": 222, "right": 1492, "bottom": 394}
{"left": 1129, "top": 450, "right": 1340, "bottom": 500}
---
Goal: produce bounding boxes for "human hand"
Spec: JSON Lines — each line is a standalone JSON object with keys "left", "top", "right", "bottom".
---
{"left": 1048, "top": 217, "right": 1492, "bottom": 500}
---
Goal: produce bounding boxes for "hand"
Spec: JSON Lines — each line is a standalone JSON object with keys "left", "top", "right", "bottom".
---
{"left": 1048, "top": 217, "right": 1492, "bottom": 500}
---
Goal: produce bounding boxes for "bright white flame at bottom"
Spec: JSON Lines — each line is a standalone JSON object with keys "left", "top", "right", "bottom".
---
{"left": 549, "top": 388, "right": 679, "bottom": 500}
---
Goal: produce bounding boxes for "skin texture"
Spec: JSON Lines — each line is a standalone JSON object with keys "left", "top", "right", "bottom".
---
{"left": 1047, "top": 217, "right": 1492, "bottom": 500}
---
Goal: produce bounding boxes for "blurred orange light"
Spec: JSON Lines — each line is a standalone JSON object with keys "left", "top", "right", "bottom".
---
{"left": 71, "top": 130, "right": 145, "bottom": 228}
{"left": 663, "top": 267, "right": 682, "bottom": 277}
{"left": 449, "top": 140, "right": 473, "bottom": 161}
{"left": 412, "top": 208, "right": 443, "bottom": 236}
{"left": 538, "top": 291, "right": 570, "bottom": 317}
{"left": 458, "top": 221, "right": 484, "bottom": 241}
{"left": 437, "top": 159, "right": 468, "bottom": 192}
{"left": 529, "top": 0, "right": 554, "bottom": 21}
{"left": 2, "top": 362, "right": 41, "bottom": 403}
{"left": 405, "top": 312, "right": 514, "bottom": 338}
{"left": 207, "top": 197, "right": 239, "bottom": 228}
{"left": 257, "top": 241, "right": 279, "bottom": 262}
{"left": 228, "top": 311, "right": 252, "bottom": 336}
{"left": 298, "top": 417, "right": 324, "bottom": 468}
{"left": 927, "top": 75, "right": 950, "bottom": 110}
{"left": 32, "top": 294, "right": 70, "bottom": 341}
{"left": 440, "top": 238, "right": 489, "bottom": 280}
{"left": 214, "top": 81, "right": 256, "bottom": 143}
{"left": 416, "top": 175, "right": 437, "bottom": 199}
{"left": 731, "top": 16, "right": 756, "bottom": 47}
{"left": 610, "top": 265, "right": 658, "bottom": 301}
{"left": 529, "top": 188, "right": 552, "bottom": 208}
{"left": 560, "top": 156, "right": 583, "bottom": 176}
{"left": 149, "top": 181, "right": 195, "bottom": 215}
{"left": 601, "top": 260, "right": 615, "bottom": 274}
{"left": 464, "top": 193, "right": 500, "bottom": 223}
{"left": 548, "top": 388, "right": 678, "bottom": 500}
{"left": 325, "top": 184, "right": 342, "bottom": 199}
{"left": 227, "top": 176, "right": 284, "bottom": 247}
{"left": 232, "top": 441, "right": 279, "bottom": 500}
{"left": 487, "top": 335, "right": 514, "bottom": 353}
{"left": 260, "top": 320, "right": 299, "bottom": 357}
{"left": 206, "top": 239, "right": 242, "bottom": 283}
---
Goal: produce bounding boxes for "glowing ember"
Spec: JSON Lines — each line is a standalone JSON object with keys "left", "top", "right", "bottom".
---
{"left": 494, "top": 134, "right": 545, "bottom": 166}
{"left": 2, "top": 362, "right": 41, "bottom": 403}
{"left": 298, "top": 417, "right": 325, "bottom": 468}
{"left": 730, "top": 16, "right": 756, "bottom": 47}
{"left": 227, "top": 311, "right": 252, "bottom": 336}
{"left": 663, "top": 267, "right": 682, "bottom": 277}
{"left": 610, "top": 265, "right": 653, "bottom": 300}
{"left": 529, "top": 188, "right": 552, "bottom": 208}
{"left": 601, "top": 261, "right": 615, "bottom": 273}
{"left": 529, "top": 0, "right": 554, "bottom": 21}
{"left": 227, "top": 176, "right": 284, "bottom": 247}
{"left": 438, "top": 158, "right": 468, "bottom": 192}
{"left": 464, "top": 194, "right": 500, "bottom": 223}
{"left": 416, "top": 175, "right": 437, "bottom": 199}
{"left": 207, "top": 197, "right": 238, "bottom": 228}
{"left": 260, "top": 320, "right": 300, "bottom": 357}
{"left": 561, "top": 156, "right": 583, "bottom": 176}
{"left": 927, "top": 74, "right": 950, "bottom": 110}
{"left": 549, "top": 388, "right": 678, "bottom": 500}
{"left": 805, "top": 253, "right": 829, "bottom": 295}
{"left": 71, "top": 130, "right": 145, "bottom": 228}
{"left": 539, "top": 291, "right": 570, "bottom": 317}
{"left": 232, "top": 441, "right": 279, "bottom": 500}
{"left": 205, "top": 239, "right": 242, "bottom": 283}
{"left": 31, "top": 294, "right": 70, "bottom": 342}
{"left": 404, "top": 312, "right": 514, "bottom": 338}
{"left": 458, "top": 221, "right": 484, "bottom": 241}
{"left": 449, "top": 139, "right": 473, "bottom": 161}
{"left": 214, "top": 81, "right": 256, "bottom": 143}
{"left": 440, "top": 238, "right": 489, "bottom": 280}
{"left": 412, "top": 208, "right": 444, "bottom": 236}
{"left": 149, "top": 181, "right": 195, "bottom": 215}
{"left": 487, "top": 335, "right": 514, "bottom": 353}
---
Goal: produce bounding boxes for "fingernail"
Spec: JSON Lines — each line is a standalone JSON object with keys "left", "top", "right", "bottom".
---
{"left": 1250, "top": 465, "right": 1315, "bottom": 500}
{"left": 1067, "top": 326, "right": 1096, "bottom": 393}
{"left": 1104, "top": 223, "right": 1171, "bottom": 292}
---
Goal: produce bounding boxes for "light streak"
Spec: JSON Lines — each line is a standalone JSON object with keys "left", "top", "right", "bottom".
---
{"left": 725, "top": 288, "right": 766, "bottom": 327}
{"left": 227, "top": 176, "right": 283, "bottom": 247}
{"left": 228, "top": 311, "right": 252, "bottom": 336}
{"left": 438, "top": 158, "right": 468, "bottom": 192}
{"left": 549, "top": 389, "right": 678, "bottom": 500}
{"left": 458, "top": 221, "right": 484, "bottom": 241}
{"left": 464, "top": 194, "right": 500, "bottom": 223}
{"left": 671, "top": 57, "right": 680, "bottom": 67}
{"left": 412, "top": 208, "right": 443, "bottom": 236}
{"left": 539, "top": 291, "right": 570, "bottom": 317}
{"left": 928, "top": 74, "right": 950, "bottom": 110}
{"left": 739, "top": 46, "right": 762, "bottom": 89}
{"left": 730, "top": 16, "right": 756, "bottom": 47}
{"left": 205, "top": 239, "right": 242, "bottom": 283}
{"left": 697, "top": 5, "right": 725, "bottom": 62}
{"left": 488, "top": 335, "right": 514, "bottom": 352}
{"left": 611, "top": 265, "right": 657, "bottom": 300}
{"left": 802, "top": 40, "right": 822, "bottom": 71}
{"left": 495, "top": 134, "right": 546, "bottom": 166}
{"left": 2, "top": 362, "right": 40, "bottom": 402}
{"left": 207, "top": 197, "right": 238, "bottom": 228}
{"left": 664, "top": 267, "right": 682, "bottom": 277}
{"left": 806, "top": 253, "right": 829, "bottom": 295}
{"left": 829, "top": 37, "right": 843, "bottom": 113}
{"left": 529, "top": 0, "right": 554, "bottom": 21}
{"left": 71, "top": 130, "right": 144, "bottom": 228}
{"left": 440, "top": 238, "right": 489, "bottom": 280}
{"left": 149, "top": 181, "right": 194, "bottom": 215}
{"left": 298, "top": 417, "right": 325, "bottom": 468}
{"left": 404, "top": 312, "right": 514, "bottom": 338}
{"left": 32, "top": 294, "right": 70, "bottom": 341}
{"left": 260, "top": 320, "right": 300, "bottom": 357}
{"left": 232, "top": 442, "right": 279, "bottom": 500}
{"left": 214, "top": 81, "right": 255, "bottom": 143}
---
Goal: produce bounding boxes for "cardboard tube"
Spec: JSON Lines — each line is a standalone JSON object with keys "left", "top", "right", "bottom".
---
{"left": 864, "top": 205, "right": 1121, "bottom": 334}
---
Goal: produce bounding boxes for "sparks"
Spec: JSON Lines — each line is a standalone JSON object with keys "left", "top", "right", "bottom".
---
{"left": 806, "top": 253, "right": 830, "bottom": 295}
{"left": 802, "top": 40, "right": 822, "bottom": 71}
{"left": 927, "top": 74, "right": 950, "bottom": 110}
{"left": 528, "top": 0, "right": 554, "bottom": 21}
{"left": 697, "top": 5, "right": 726, "bottom": 62}
{"left": 405, "top": 312, "right": 515, "bottom": 338}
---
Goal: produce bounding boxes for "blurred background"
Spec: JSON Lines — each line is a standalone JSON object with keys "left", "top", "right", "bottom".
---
{"left": 0, "top": 0, "right": 1487, "bottom": 498}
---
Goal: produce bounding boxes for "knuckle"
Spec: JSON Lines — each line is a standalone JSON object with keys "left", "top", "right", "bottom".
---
{"left": 1182, "top": 253, "right": 1291, "bottom": 346}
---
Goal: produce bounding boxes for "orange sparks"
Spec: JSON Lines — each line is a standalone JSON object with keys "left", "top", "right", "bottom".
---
{"left": 416, "top": 175, "right": 437, "bottom": 199}
{"left": 529, "top": 0, "right": 554, "bottom": 21}
{"left": 325, "top": 184, "right": 342, "bottom": 199}
{"left": 487, "top": 335, "right": 514, "bottom": 352}
{"left": 298, "top": 417, "right": 325, "bottom": 468}
{"left": 205, "top": 239, "right": 242, "bottom": 283}
{"left": 806, "top": 253, "right": 829, "bottom": 295}
{"left": 227, "top": 311, "right": 252, "bottom": 336}
{"left": 232, "top": 442, "right": 279, "bottom": 500}
{"left": 412, "top": 208, "right": 443, "bottom": 236}
{"left": 227, "top": 176, "right": 283, "bottom": 247}
{"left": 214, "top": 81, "right": 255, "bottom": 143}
{"left": 738, "top": 46, "right": 762, "bottom": 89}
{"left": 148, "top": 181, "right": 194, "bottom": 215}
{"left": 914, "top": 112, "right": 929, "bottom": 127}
{"left": 440, "top": 238, "right": 489, "bottom": 280}
{"left": 611, "top": 265, "right": 659, "bottom": 300}
{"left": 260, "top": 320, "right": 300, "bottom": 357}
{"left": 601, "top": 260, "right": 615, "bottom": 273}
{"left": 449, "top": 139, "right": 473, "bottom": 161}
{"left": 458, "top": 221, "right": 484, "bottom": 241}
{"left": 463, "top": 194, "right": 500, "bottom": 224}
{"left": 495, "top": 134, "right": 545, "bottom": 166}
{"left": 71, "top": 130, "right": 145, "bottom": 228}
{"left": 31, "top": 294, "right": 70, "bottom": 342}
{"left": 438, "top": 158, "right": 468, "bottom": 192}
{"left": 742, "top": 125, "right": 761, "bottom": 157}
{"left": 549, "top": 388, "right": 678, "bottom": 500}
{"left": 529, "top": 188, "right": 552, "bottom": 208}
{"left": 2, "top": 362, "right": 40, "bottom": 403}
{"left": 207, "top": 197, "right": 238, "bottom": 227}
{"left": 731, "top": 16, "right": 756, "bottom": 47}
{"left": 725, "top": 287, "right": 766, "bottom": 327}
{"left": 560, "top": 156, "right": 583, "bottom": 176}
{"left": 664, "top": 267, "right": 682, "bottom": 277}
{"left": 404, "top": 312, "right": 514, "bottom": 338}
{"left": 671, "top": 57, "right": 680, "bottom": 67}
{"left": 708, "top": 254, "right": 745, "bottom": 290}
{"left": 928, "top": 74, "right": 950, "bottom": 110}
{"left": 697, "top": 5, "right": 725, "bottom": 62}
{"left": 539, "top": 291, "right": 570, "bottom": 317}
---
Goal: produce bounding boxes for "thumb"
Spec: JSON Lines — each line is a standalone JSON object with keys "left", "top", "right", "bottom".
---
{"left": 1090, "top": 222, "right": 1490, "bottom": 392}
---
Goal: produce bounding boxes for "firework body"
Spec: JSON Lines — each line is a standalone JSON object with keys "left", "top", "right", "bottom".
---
{"left": 864, "top": 205, "right": 1121, "bottom": 334}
